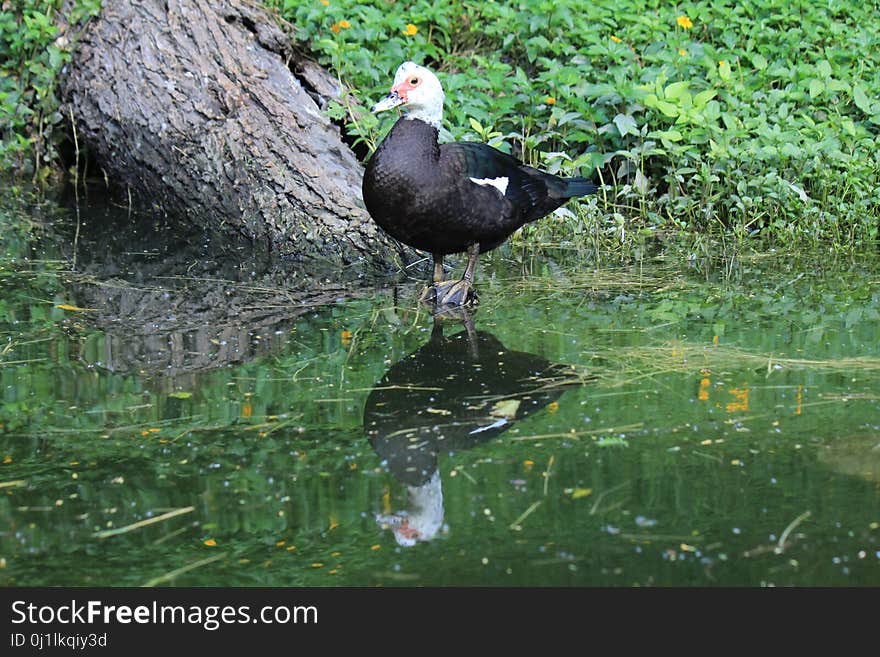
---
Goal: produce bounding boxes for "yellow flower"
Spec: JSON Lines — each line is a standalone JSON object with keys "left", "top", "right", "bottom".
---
{"left": 677, "top": 15, "right": 693, "bottom": 29}
{"left": 719, "top": 60, "right": 726, "bottom": 66}
{"left": 678, "top": 48, "right": 687, "bottom": 56}
{"left": 338, "top": 19, "right": 350, "bottom": 29}
{"left": 610, "top": 35, "right": 622, "bottom": 43}
{"left": 403, "top": 23, "right": 418, "bottom": 36}
{"left": 320, "top": 0, "right": 329, "bottom": 5}
{"left": 204, "top": 538, "right": 217, "bottom": 547}
{"left": 545, "top": 96, "right": 556, "bottom": 105}
{"left": 330, "top": 22, "right": 340, "bottom": 33}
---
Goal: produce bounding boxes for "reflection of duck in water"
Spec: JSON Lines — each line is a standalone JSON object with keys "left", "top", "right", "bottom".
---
{"left": 365, "top": 314, "right": 584, "bottom": 546}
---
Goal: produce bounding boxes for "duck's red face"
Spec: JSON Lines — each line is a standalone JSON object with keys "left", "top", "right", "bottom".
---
{"left": 371, "top": 76, "right": 422, "bottom": 113}
{"left": 390, "top": 75, "right": 422, "bottom": 103}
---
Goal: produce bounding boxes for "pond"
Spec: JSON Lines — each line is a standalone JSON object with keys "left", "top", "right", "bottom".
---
{"left": 1, "top": 192, "right": 878, "bottom": 587}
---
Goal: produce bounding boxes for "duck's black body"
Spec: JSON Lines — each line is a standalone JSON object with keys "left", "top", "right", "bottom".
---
{"left": 363, "top": 117, "right": 597, "bottom": 256}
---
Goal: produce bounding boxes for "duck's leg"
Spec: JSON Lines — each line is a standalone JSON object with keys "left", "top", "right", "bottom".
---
{"left": 435, "top": 243, "right": 479, "bottom": 307}
{"left": 421, "top": 245, "right": 479, "bottom": 307}
{"left": 433, "top": 255, "right": 445, "bottom": 284}
{"left": 419, "top": 254, "right": 446, "bottom": 303}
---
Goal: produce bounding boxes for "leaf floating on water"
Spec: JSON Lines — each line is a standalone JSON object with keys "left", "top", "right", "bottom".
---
{"left": 168, "top": 392, "right": 193, "bottom": 399}
{"left": 571, "top": 487, "right": 593, "bottom": 500}
{"left": 55, "top": 303, "right": 92, "bottom": 312}
{"left": 425, "top": 407, "right": 452, "bottom": 415}
{"left": 490, "top": 399, "right": 521, "bottom": 419}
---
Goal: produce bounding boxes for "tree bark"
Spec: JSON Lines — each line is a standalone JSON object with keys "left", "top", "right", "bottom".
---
{"left": 61, "top": 0, "right": 411, "bottom": 272}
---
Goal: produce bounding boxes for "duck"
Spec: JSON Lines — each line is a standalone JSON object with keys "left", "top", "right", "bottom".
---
{"left": 362, "top": 61, "right": 597, "bottom": 307}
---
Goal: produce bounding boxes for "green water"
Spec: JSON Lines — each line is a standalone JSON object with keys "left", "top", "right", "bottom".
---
{"left": 1, "top": 195, "right": 878, "bottom": 586}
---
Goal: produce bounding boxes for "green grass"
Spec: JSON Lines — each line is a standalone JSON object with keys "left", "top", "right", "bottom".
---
{"left": 273, "top": 0, "right": 880, "bottom": 250}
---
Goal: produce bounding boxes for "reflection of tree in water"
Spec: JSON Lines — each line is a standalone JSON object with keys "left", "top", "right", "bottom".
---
{"left": 364, "top": 314, "right": 586, "bottom": 546}
{"left": 55, "top": 190, "right": 377, "bottom": 383}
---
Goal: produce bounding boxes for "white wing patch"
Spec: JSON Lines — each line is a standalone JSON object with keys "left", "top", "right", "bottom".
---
{"left": 469, "top": 176, "right": 509, "bottom": 196}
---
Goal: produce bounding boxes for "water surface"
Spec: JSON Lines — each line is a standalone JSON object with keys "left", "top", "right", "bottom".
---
{"left": 1, "top": 194, "right": 878, "bottom": 586}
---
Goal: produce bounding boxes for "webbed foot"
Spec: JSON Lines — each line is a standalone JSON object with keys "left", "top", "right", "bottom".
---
{"left": 420, "top": 278, "right": 478, "bottom": 308}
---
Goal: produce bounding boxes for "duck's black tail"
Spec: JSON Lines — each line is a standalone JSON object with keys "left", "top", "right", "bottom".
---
{"left": 560, "top": 176, "right": 598, "bottom": 198}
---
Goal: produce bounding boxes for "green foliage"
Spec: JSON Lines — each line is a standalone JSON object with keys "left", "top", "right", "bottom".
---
{"left": 0, "top": 0, "right": 100, "bottom": 179}
{"left": 272, "top": 0, "right": 880, "bottom": 248}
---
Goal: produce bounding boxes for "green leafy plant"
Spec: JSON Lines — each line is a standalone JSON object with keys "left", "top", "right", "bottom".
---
{"left": 0, "top": 0, "right": 100, "bottom": 180}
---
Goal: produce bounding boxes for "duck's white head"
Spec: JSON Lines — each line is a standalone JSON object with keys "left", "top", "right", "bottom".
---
{"left": 370, "top": 61, "right": 444, "bottom": 129}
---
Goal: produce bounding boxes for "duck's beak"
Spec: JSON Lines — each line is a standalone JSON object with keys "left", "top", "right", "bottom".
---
{"left": 371, "top": 90, "right": 405, "bottom": 113}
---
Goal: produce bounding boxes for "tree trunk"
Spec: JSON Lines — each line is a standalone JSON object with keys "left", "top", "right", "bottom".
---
{"left": 61, "top": 0, "right": 411, "bottom": 272}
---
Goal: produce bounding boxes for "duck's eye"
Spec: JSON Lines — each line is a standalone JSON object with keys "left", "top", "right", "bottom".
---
{"left": 410, "top": 77, "right": 420, "bottom": 85}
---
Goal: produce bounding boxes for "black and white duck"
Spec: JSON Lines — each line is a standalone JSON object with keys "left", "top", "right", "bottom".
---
{"left": 363, "top": 61, "right": 597, "bottom": 307}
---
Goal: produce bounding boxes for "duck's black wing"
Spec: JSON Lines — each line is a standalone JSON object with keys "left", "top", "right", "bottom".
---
{"left": 440, "top": 141, "right": 597, "bottom": 224}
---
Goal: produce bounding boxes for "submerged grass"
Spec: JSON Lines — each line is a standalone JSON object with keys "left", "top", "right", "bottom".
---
{"left": 586, "top": 341, "right": 880, "bottom": 388}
